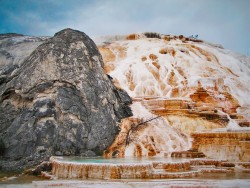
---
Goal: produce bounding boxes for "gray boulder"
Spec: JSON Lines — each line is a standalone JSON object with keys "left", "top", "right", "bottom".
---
{"left": 0, "top": 28, "right": 132, "bottom": 171}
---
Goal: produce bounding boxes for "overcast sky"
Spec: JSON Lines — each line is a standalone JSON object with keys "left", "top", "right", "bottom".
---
{"left": 0, "top": 0, "right": 249, "bottom": 55}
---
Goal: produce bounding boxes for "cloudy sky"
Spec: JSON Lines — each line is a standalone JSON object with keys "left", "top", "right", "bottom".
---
{"left": 0, "top": 0, "right": 249, "bottom": 55}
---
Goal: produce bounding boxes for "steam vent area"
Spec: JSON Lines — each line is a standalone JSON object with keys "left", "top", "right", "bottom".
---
{"left": 49, "top": 32, "right": 250, "bottom": 181}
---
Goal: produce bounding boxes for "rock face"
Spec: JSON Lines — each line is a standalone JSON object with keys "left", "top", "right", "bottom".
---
{"left": 0, "top": 29, "right": 132, "bottom": 171}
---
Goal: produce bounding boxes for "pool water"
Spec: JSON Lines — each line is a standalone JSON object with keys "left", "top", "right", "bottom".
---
{"left": 57, "top": 156, "right": 188, "bottom": 164}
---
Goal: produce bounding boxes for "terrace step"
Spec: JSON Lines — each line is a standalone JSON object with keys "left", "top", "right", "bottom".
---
{"left": 199, "top": 168, "right": 234, "bottom": 173}
{"left": 239, "top": 121, "right": 250, "bottom": 127}
{"left": 152, "top": 161, "right": 190, "bottom": 172}
{"left": 152, "top": 170, "right": 201, "bottom": 179}
{"left": 171, "top": 151, "right": 206, "bottom": 158}
{"left": 190, "top": 159, "right": 227, "bottom": 166}
{"left": 235, "top": 162, "right": 250, "bottom": 169}
{"left": 191, "top": 166, "right": 234, "bottom": 173}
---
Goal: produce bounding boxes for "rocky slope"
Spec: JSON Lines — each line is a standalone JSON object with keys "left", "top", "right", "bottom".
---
{"left": 0, "top": 29, "right": 132, "bottom": 171}
{"left": 97, "top": 33, "right": 250, "bottom": 160}
{"left": 0, "top": 33, "right": 49, "bottom": 69}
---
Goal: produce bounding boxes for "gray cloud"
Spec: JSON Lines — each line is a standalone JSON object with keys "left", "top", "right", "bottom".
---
{"left": 1, "top": 0, "right": 249, "bottom": 55}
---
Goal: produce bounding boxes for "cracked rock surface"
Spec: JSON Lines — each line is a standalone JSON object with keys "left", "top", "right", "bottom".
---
{"left": 0, "top": 28, "right": 132, "bottom": 171}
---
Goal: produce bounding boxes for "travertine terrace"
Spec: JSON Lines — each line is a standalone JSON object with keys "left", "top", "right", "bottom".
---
{"left": 51, "top": 156, "right": 250, "bottom": 180}
{"left": 96, "top": 32, "right": 250, "bottom": 161}
{"left": 191, "top": 132, "right": 250, "bottom": 161}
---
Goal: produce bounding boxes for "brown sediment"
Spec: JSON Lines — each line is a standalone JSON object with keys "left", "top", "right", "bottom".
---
{"left": 149, "top": 54, "right": 158, "bottom": 61}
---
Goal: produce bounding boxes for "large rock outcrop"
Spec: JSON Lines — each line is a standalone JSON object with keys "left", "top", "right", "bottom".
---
{"left": 0, "top": 29, "right": 132, "bottom": 171}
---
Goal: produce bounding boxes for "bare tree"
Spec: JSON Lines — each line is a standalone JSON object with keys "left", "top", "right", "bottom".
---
{"left": 125, "top": 116, "right": 161, "bottom": 146}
